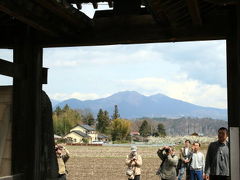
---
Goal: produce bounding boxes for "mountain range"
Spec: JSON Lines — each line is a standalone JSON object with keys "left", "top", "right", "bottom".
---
{"left": 52, "top": 91, "right": 227, "bottom": 120}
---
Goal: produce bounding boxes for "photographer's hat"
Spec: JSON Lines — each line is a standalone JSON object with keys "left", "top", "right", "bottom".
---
{"left": 131, "top": 146, "right": 137, "bottom": 152}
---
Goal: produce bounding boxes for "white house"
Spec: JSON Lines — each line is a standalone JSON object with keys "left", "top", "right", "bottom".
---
{"left": 64, "top": 130, "right": 92, "bottom": 143}
{"left": 64, "top": 124, "right": 107, "bottom": 144}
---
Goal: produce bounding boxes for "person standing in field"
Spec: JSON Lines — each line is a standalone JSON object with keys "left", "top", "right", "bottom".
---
{"left": 189, "top": 142, "right": 205, "bottom": 180}
{"left": 204, "top": 127, "right": 230, "bottom": 180}
{"left": 125, "top": 146, "right": 142, "bottom": 180}
{"left": 156, "top": 146, "right": 178, "bottom": 180}
{"left": 56, "top": 144, "right": 70, "bottom": 180}
{"left": 178, "top": 140, "right": 192, "bottom": 180}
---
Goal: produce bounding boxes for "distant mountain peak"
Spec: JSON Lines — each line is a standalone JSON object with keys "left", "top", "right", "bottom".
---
{"left": 110, "top": 91, "right": 144, "bottom": 97}
{"left": 53, "top": 91, "right": 227, "bottom": 120}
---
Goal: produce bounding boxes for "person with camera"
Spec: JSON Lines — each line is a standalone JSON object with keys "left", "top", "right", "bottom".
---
{"left": 125, "top": 146, "right": 142, "bottom": 180}
{"left": 178, "top": 140, "right": 192, "bottom": 180}
{"left": 157, "top": 146, "right": 178, "bottom": 180}
{"left": 55, "top": 144, "right": 70, "bottom": 180}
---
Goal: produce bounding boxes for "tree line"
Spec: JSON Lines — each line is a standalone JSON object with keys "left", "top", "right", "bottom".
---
{"left": 53, "top": 104, "right": 166, "bottom": 142}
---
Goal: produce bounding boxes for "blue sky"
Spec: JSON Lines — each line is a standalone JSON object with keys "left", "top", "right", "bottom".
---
{"left": 0, "top": 5, "right": 227, "bottom": 109}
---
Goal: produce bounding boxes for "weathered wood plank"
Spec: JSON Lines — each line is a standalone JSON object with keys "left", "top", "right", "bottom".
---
{"left": 0, "top": 87, "right": 12, "bottom": 177}
{"left": 0, "top": 174, "right": 24, "bottom": 180}
{"left": 0, "top": 105, "right": 11, "bottom": 169}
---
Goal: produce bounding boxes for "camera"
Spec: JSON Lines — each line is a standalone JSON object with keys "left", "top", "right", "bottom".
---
{"left": 165, "top": 148, "right": 170, "bottom": 153}
{"left": 132, "top": 156, "right": 137, "bottom": 160}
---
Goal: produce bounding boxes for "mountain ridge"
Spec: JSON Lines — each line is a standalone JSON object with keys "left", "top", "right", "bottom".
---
{"left": 52, "top": 91, "right": 227, "bottom": 120}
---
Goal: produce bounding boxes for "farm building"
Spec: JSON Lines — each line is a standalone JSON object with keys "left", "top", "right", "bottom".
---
{"left": 0, "top": 0, "right": 240, "bottom": 180}
{"left": 64, "top": 124, "right": 108, "bottom": 143}
{"left": 70, "top": 124, "right": 98, "bottom": 141}
{"left": 64, "top": 130, "right": 92, "bottom": 143}
{"left": 97, "top": 134, "right": 109, "bottom": 143}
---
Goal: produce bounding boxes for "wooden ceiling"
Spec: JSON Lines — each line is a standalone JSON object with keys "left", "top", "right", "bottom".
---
{"left": 0, "top": 0, "right": 239, "bottom": 48}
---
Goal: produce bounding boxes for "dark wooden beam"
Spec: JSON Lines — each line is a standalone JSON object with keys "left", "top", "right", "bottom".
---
{"left": 204, "top": 0, "right": 239, "bottom": 5}
{"left": 35, "top": 0, "right": 93, "bottom": 30}
{"left": 114, "top": 0, "right": 141, "bottom": 15}
{"left": 186, "top": 0, "right": 202, "bottom": 26}
{"left": 41, "top": 14, "right": 229, "bottom": 47}
{"left": 42, "top": 68, "right": 48, "bottom": 84}
{"left": 108, "top": 0, "right": 113, "bottom": 8}
{"left": 227, "top": 6, "right": 240, "bottom": 127}
{"left": 92, "top": 1, "right": 98, "bottom": 9}
{"left": 0, "top": 58, "right": 48, "bottom": 84}
{"left": 226, "top": 7, "right": 240, "bottom": 179}
{"left": 12, "top": 27, "right": 43, "bottom": 179}
{"left": 0, "top": 0, "right": 60, "bottom": 37}
{"left": 0, "top": 59, "right": 25, "bottom": 79}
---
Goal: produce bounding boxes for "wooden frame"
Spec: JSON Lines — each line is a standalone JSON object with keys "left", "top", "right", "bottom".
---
{"left": 0, "top": 0, "right": 239, "bottom": 180}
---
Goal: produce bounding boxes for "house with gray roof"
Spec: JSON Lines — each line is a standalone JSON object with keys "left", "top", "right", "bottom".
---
{"left": 64, "top": 124, "right": 108, "bottom": 144}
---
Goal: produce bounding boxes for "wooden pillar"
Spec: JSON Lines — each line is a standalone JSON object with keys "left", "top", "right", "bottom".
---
{"left": 226, "top": 5, "right": 240, "bottom": 180}
{"left": 12, "top": 26, "right": 43, "bottom": 180}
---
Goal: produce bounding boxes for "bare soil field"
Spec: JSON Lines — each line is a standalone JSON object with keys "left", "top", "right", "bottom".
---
{"left": 65, "top": 145, "right": 208, "bottom": 180}
{"left": 66, "top": 145, "right": 162, "bottom": 180}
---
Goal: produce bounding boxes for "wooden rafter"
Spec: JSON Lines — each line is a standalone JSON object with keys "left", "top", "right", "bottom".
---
{"left": 0, "top": 58, "right": 48, "bottom": 84}
{"left": 35, "top": 0, "right": 93, "bottom": 30}
{"left": 0, "top": 0, "right": 60, "bottom": 37}
{"left": 186, "top": 0, "right": 202, "bottom": 26}
{"left": 0, "top": 58, "right": 25, "bottom": 79}
{"left": 0, "top": 0, "right": 89, "bottom": 37}
{"left": 92, "top": 2, "right": 98, "bottom": 9}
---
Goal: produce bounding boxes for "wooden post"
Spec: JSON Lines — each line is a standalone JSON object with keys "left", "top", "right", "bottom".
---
{"left": 12, "top": 26, "right": 43, "bottom": 180}
{"left": 226, "top": 5, "right": 240, "bottom": 180}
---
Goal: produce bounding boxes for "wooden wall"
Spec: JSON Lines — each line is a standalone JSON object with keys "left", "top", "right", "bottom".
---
{"left": 0, "top": 86, "right": 12, "bottom": 177}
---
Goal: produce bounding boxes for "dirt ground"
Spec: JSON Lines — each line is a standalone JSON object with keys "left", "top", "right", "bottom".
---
{"left": 65, "top": 145, "right": 208, "bottom": 180}
{"left": 66, "top": 145, "right": 162, "bottom": 180}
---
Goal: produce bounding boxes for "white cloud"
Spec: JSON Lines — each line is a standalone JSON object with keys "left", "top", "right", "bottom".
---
{"left": 120, "top": 76, "right": 227, "bottom": 109}
{"left": 44, "top": 47, "right": 164, "bottom": 67}
{"left": 50, "top": 92, "right": 110, "bottom": 101}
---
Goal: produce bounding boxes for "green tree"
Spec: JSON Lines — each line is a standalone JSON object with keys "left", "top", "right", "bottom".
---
{"left": 53, "top": 105, "right": 82, "bottom": 136}
{"left": 111, "top": 118, "right": 131, "bottom": 141}
{"left": 157, "top": 123, "right": 166, "bottom": 137}
{"left": 85, "top": 112, "right": 95, "bottom": 126}
{"left": 63, "top": 104, "right": 70, "bottom": 112}
{"left": 139, "top": 120, "right": 151, "bottom": 137}
{"left": 112, "top": 105, "right": 120, "bottom": 120}
{"left": 96, "top": 109, "right": 110, "bottom": 134}
{"left": 81, "top": 109, "right": 95, "bottom": 126}
{"left": 55, "top": 106, "right": 62, "bottom": 116}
